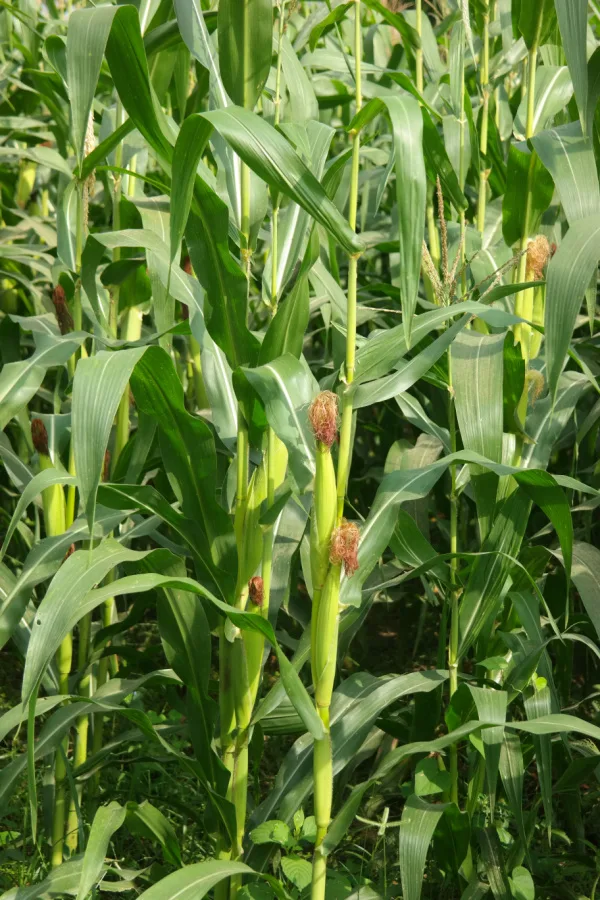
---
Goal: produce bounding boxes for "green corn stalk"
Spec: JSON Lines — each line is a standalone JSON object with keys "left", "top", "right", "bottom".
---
{"left": 446, "top": 346, "right": 460, "bottom": 807}
{"left": 227, "top": 108, "right": 256, "bottom": 896}
{"left": 477, "top": 1, "right": 492, "bottom": 234}
{"left": 336, "top": 0, "right": 363, "bottom": 522}
{"left": 309, "top": 422, "right": 339, "bottom": 900}
{"left": 309, "top": 5, "right": 362, "bottom": 894}
{"left": 31, "top": 419, "right": 69, "bottom": 867}
{"left": 311, "top": 561, "right": 341, "bottom": 900}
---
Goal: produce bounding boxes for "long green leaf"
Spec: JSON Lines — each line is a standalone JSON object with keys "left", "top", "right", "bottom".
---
{"left": 130, "top": 347, "right": 237, "bottom": 593}
{"left": 545, "top": 214, "right": 600, "bottom": 397}
{"left": 78, "top": 571, "right": 325, "bottom": 741}
{"left": 218, "top": 0, "right": 272, "bottom": 110}
{"left": 399, "top": 796, "right": 448, "bottom": 900}
{"left": 353, "top": 315, "right": 471, "bottom": 408}
{"left": 532, "top": 123, "right": 600, "bottom": 224}
{"left": 66, "top": 7, "right": 120, "bottom": 168}
{"left": 0, "top": 858, "right": 91, "bottom": 900}
{"left": 349, "top": 94, "right": 426, "bottom": 344}
{"left": 0, "top": 333, "right": 85, "bottom": 431}
{"left": 169, "top": 114, "right": 213, "bottom": 262}
{"left": 202, "top": 107, "right": 363, "bottom": 254}
{"left": 554, "top": 0, "right": 588, "bottom": 134}
{"left": 451, "top": 330, "right": 505, "bottom": 539}
{"left": 241, "top": 354, "right": 318, "bottom": 492}
{"left": 514, "top": 66, "right": 573, "bottom": 137}
{"left": 135, "top": 861, "right": 252, "bottom": 900}
{"left": 0, "top": 469, "right": 76, "bottom": 563}
{"left": 75, "top": 802, "right": 126, "bottom": 900}
{"left": 502, "top": 141, "right": 554, "bottom": 246}
{"left": 104, "top": 5, "right": 172, "bottom": 162}
{"left": 386, "top": 95, "right": 426, "bottom": 345}
{"left": 342, "top": 449, "right": 589, "bottom": 608}
{"left": 353, "top": 300, "right": 521, "bottom": 386}
{"left": 21, "top": 538, "right": 152, "bottom": 707}
{"left": 248, "top": 670, "right": 447, "bottom": 843}
{"left": 499, "top": 732, "right": 527, "bottom": 854}
{"left": 553, "top": 541, "right": 600, "bottom": 639}
{"left": 72, "top": 347, "right": 147, "bottom": 533}
{"left": 126, "top": 801, "right": 182, "bottom": 866}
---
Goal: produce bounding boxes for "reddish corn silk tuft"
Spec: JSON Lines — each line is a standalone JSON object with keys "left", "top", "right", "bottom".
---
{"left": 31, "top": 418, "right": 49, "bottom": 457}
{"left": 329, "top": 520, "right": 360, "bottom": 577}
{"left": 63, "top": 543, "right": 76, "bottom": 562}
{"left": 52, "top": 285, "right": 74, "bottom": 335}
{"left": 526, "top": 235, "right": 551, "bottom": 280}
{"left": 248, "top": 575, "right": 264, "bottom": 607}
{"left": 309, "top": 391, "right": 339, "bottom": 448}
{"left": 102, "top": 450, "right": 111, "bottom": 483}
{"left": 182, "top": 256, "right": 193, "bottom": 275}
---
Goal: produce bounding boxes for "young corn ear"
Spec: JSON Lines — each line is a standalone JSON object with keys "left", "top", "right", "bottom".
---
{"left": 308, "top": 392, "right": 338, "bottom": 604}
{"left": 243, "top": 439, "right": 288, "bottom": 704}
{"left": 31, "top": 419, "right": 66, "bottom": 537}
{"left": 244, "top": 575, "right": 266, "bottom": 703}
{"left": 16, "top": 159, "right": 36, "bottom": 209}
{"left": 312, "top": 562, "right": 341, "bottom": 710}
{"left": 515, "top": 235, "right": 551, "bottom": 361}
{"left": 236, "top": 437, "right": 288, "bottom": 601}
{"left": 312, "top": 522, "right": 360, "bottom": 708}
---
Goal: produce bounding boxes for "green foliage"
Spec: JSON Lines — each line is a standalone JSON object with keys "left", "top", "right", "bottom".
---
{"left": 0, "top": 2, "right": 599, "bottom": 900}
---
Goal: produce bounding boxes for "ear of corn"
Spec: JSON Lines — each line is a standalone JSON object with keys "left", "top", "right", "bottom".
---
{"left": 312, "top": 562, "right": 341, "bottom": 711}
{"left": 309, "top": 443, "right": 337, "bottom": 606}
{"left": 16, "top": 159, "right": 36, "bottom": 209}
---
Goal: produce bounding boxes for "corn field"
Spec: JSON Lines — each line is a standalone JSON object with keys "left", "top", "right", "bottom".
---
{"left": 1, "top": 0, "right": 600, "bottom": 898}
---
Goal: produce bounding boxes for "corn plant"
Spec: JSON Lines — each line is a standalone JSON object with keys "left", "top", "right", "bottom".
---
{"left": 1, "top": 1, "right": 600, "bottom": 899}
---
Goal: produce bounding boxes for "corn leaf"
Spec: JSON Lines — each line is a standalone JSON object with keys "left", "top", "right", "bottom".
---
{"left": 217, "top": 0, "right": 272, "bottom": 111}
{"left": 554, "top": 0, "right": 589, "bottom": 134}
{"left": 75, "top": 802, "right": 127, "bottom": 900}
{"left": 399, "top": 796, "right": 449, "bottom": 900}
{"left": 531, "top": 122, "right": 600, "bottom": 224}
{"left": 544, "top": 215, "right": 600, "bottom": 397}
{"left": 203, "top": 107, "right": 363, "bottom": 254}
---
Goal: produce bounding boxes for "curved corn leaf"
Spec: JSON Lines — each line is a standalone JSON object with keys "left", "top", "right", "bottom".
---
{"left": 135, "top": 861, "right": 253, "bottom": 900}
{"left": 554, "top": 0, "right": 588, "bottom": 133}
{"left": 545, "top": 214, "right": 600, "bottom": 397}
{"left": 202, "top": 106, "right": 363, "bottom": 254}
{"left": 72, "top": 347, "right": 147, "bottom": 534}
{"left": 75, "top": 802, "right": 127, "bottom": 900}
{"left": 532, "top": 123, "right": 600, "bottom": 224}
{"left": 399, "top": 796, "right": 449, "bottom": 900}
